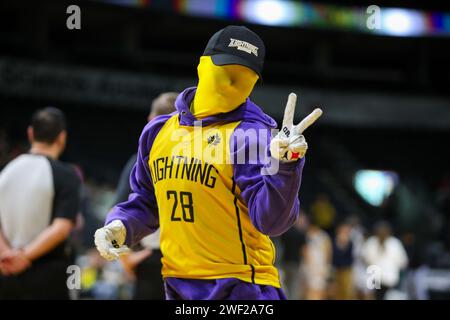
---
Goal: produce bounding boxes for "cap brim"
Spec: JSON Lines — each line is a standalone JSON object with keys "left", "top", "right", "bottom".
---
{"left": 210, "top": 54, "right": 262, "bottom": 81}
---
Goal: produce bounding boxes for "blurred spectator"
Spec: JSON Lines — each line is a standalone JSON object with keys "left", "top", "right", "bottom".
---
{"left": 114, "top": 92, "right": 178, "bottom": 204}
{"left": 0, "top": 107, "right": 81, "bottom": 299}
{"left": 79, "top": 248, "right": 107, "bottom": 298}
{"left": 79, "top": 248, "right": 128, "bottom": 300}
{"left": 310, "top": 193, "right": 336, "bottom": 232}
{"left": 300, "top": 213, "right": 332, "bottom": 300}
{"left": 436, "top": 175, "right": 450, "bottom": 249}
{"left": 331, "top": 221, "right": 354, "bottom": 299}
{"left": 70, "top": 165, "right": 104, "bottom": 250}
{"left": 348, "top": 215, "right": 372, "bottom": 299}
{"left": 362, "top": 221, "right": 408, "bottom": 300}
{"left": 401, "top": 232, "right": 429, "bottom": 300}
{"left": 280, "top": 213, "right": 306, "bottom": 300}
{"left": 115, "top": 92, "right": 178, "bottom": 300}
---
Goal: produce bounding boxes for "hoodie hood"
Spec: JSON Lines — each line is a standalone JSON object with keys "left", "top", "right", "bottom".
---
{"left": 175, "top": 87, "right": 277, "bottom": 129}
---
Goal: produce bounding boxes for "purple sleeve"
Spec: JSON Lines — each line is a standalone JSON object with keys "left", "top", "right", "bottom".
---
{"left": 231, "top": 121, "right": 305, "bottom": 237}
{"left": 106, "top": 114, "right": 172, "bottom": 246}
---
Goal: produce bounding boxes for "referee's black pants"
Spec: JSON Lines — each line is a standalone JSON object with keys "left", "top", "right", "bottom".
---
{"left": 0, "top": 258, "right": 71, "bottom": 300}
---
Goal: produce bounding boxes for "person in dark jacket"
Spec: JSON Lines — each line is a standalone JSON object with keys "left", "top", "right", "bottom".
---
{"left": 116, "top": 92, "right": 177, "bottom": 300}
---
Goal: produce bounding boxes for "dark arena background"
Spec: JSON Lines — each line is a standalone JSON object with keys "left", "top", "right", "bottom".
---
{"left": 1, "top": 0, "right": 450, "bottom": 305}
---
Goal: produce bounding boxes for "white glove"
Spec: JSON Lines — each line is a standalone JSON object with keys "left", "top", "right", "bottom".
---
{"left": 94, "top": 220, "right": 130, "bottom": 261}
{"left": 270, "top": 93, "right": 323, "bottom": 162}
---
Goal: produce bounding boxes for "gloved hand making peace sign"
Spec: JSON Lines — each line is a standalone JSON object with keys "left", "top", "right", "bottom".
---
{"left": 270, "top": 93, "right": 323, "bottom": 162}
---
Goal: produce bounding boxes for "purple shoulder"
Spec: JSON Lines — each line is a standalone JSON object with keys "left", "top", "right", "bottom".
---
{"left": 139, "top": 112, "right": 177, "bottom": 152}
{"left": 234, "top": 120, "right": 273, "bottom": 133}
{"left": 238, "top": 99, "right": 278, "bottom": 130}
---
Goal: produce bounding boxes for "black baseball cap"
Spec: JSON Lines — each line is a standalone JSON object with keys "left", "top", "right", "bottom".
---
{"left": 203, "top": 25, "right": 265, "bottom": 79}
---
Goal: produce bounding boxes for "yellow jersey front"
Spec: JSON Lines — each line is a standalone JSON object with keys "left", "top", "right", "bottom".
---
{"left": 148, "top": 114, "right": 280, "bottom": 288}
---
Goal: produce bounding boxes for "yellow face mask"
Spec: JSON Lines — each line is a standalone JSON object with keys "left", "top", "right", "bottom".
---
{"left": 192, "top": 56, "right": 259, "bottom": 119}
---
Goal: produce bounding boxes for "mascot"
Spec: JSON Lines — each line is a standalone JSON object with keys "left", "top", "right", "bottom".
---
{"left": 95, "top": 25, "right": 322, "bottom": 300}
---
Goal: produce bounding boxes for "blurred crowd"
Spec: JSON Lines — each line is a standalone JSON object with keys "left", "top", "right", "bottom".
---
{"left": 277, "top": 192, "right": 450, "bottom": 300}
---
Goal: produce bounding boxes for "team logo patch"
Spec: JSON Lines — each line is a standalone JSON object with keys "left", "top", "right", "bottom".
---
{"left": 207, "top": 133, "right": 221, "bottom": 146}
{"left": 228, "top": 38, "right": 258, "bottom": 57}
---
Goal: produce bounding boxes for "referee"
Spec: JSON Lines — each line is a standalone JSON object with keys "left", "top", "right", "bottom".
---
{"left": 0, "top": 107, "right": 81, "bottom": 299}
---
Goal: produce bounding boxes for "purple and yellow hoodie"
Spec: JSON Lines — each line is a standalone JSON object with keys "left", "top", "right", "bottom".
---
{"left": 106, "top": 87, "right": 304, "bottom": 299}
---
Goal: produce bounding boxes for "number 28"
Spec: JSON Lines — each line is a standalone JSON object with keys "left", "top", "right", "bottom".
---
{"left": 167, "top": 190, "right": 195, "bottom": 223}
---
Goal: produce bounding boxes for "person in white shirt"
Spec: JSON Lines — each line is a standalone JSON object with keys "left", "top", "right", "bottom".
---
{"left": 301, "top": 214, "right": 332, "bottom": 300}
{"left": 0, "top": 107, "right": 81, "bottom": 299}
{"left": 362, "top": 221, "right": 408, "bottom": 300}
